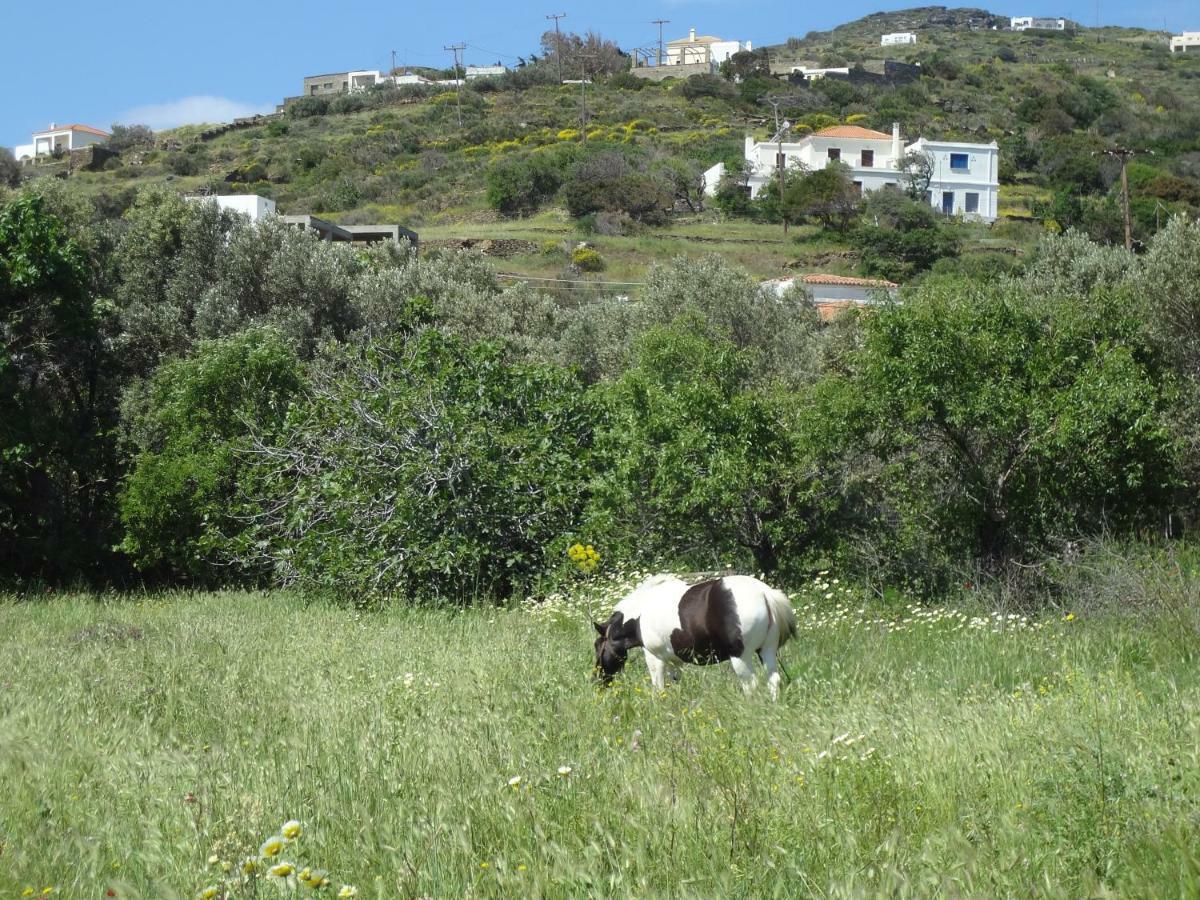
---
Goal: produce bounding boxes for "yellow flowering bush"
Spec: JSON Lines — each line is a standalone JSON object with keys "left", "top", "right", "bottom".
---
{"left": 567, "top": 542, "right": 601, "bottom": 574}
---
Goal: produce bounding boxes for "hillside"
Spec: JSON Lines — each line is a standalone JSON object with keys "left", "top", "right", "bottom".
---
{"left": 25, "top": 7, "right": 1200, "bottom": 286}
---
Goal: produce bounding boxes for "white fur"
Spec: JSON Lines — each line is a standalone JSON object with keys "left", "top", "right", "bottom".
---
{"left": 613, "top": 574, "right": 797, "bottom": 700}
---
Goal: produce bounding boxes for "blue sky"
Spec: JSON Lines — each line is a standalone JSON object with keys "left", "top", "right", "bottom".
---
{"left": 2, "top": 0, "right": 1194, "bottom": 149}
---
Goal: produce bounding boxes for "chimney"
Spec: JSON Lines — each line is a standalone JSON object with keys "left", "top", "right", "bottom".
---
{"left": 689, "top": 27, "right": 696, "bottom": 41}
{"left": 892, "top": 122, "right": 902, "bottom": 160}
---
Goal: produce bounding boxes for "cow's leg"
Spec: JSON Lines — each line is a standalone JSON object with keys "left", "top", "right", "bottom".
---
{"left": 644, "top": 650, "right": 668, "bottom": 690}
{"left": 759, "top": 644, "right": 782, "bottom": 701}
{"left": 729, "top": 654, "right": 758, "bottom": 695}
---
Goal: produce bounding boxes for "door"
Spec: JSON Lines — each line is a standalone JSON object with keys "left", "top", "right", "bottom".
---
{"left": 941, "top": 191, "right": 954, "bottom": 215}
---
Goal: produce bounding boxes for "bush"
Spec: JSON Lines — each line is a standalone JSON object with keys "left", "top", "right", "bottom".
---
{"left": 118, "top": 329, "right": 304, "bottom": 580}
{"left": 854, "top": 192, "right": 960, "bottom": 281}
{"left": 561, "top": 150, "right": 673, "bottom": 225}
{"left": 681, "top": 74, "right": 737, "bottom": 101}
{"left": 287, "top": 96, "right": 329, "bottom": 119}
{"left": 235, "top": 332, "right": 592, "bottom": 604}
{"left": 107, "top": 124, "right": 155, "bottom": 153}
{"left": 570, "top": 246, "right": 605, "bottom": 271}
{"left": 485, "top": 153, "right": 564, "bottom": 217}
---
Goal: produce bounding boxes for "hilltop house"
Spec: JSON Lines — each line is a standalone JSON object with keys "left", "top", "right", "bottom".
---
{"left": 666, "top": 28, "right": 752, "bottom": 65}
{"left": 1010, "top": 16, "right": 1067, "bottom": 30}
{"left": 14, "top": 123, "right": 109, "bottom": 161}
{"left": 184, "top": 194, "right": 418, "bottom": 247}
{"left": 881, "top": 32, "right": 917, "bottom": 45}
{"left": 1170, "top": 32, "right": 1200, "bottom": 52}
{"left": 465, "top": 65, "right": 507, "bottom": 79}
{"left": 702, "top": 123, "right": 1000, "bottom": 222}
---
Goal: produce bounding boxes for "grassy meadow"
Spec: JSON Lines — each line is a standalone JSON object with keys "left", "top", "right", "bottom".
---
{"left": 1, "top": 574, "right": 1199, "bottom": 899}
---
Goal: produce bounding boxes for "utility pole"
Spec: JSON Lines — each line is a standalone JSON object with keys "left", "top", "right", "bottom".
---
{"left": 391, "top": 49, "right": 397, "bottom": 78}
{"left": 652, "top": 19, "right": 670, "bottom": 67}
{"left": 546, "top": 12, "right": 566, "bottom": 83}
{"left": 444, "top": 42, "right": 466, "bottom": 127}
{"left": 763, "top": 94, "right": 790, "bottom": 236}
{"left": 1100, "top": 146, "right": 1150, "bottom": 252}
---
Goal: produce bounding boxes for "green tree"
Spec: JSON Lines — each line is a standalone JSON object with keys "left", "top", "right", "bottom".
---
{"left": 485, "top": 153, "right": 564, "bottom": 217}
{"left": 118, "top": 328, "right": 304, "bottom": 580}
{"left": 0, "top": 194, "right": 116, "bottom": 578}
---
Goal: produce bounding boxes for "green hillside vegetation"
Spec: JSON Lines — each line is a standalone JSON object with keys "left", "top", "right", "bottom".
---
{"left": 14, "top": 7, "right": 1198, "bottom": 287}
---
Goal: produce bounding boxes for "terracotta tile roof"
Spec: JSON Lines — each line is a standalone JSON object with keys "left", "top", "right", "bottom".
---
{"left": 34, "top": 124, "right": 110, "bottom": 137}
{"left": 798, "top": 273, "right": 898, "bottom": 288}
{"left": 764, "top": 273, "right": 898, "bottom": 289}
{"left": 811, "top": 125, "right": 893, "bottom": 140}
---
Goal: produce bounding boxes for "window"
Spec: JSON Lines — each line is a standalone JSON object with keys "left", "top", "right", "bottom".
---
{"left": 861, "top": 149, "right": 874, "bottom": 167}
{"left": 950, "top": 152, "right": 969, "bottom": 172}
{"left": 827, "top": 148, "right": 840, "bottom": 161}
{"left": 883, "top": 182, "right": 898, "bottom": 191}
{"left": 965, "top": 192, "right": 979, "bottom": 214}
{"left": 852, "top": 181, "right": 863, "bottom": 196}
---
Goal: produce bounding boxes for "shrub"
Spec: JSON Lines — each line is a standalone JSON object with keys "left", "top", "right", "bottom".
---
{"left": 118, "top": 329, "right": 304, "bottom": 580}
{"left": 571, "top": 246, "right": 605, "bottom": 271}
{"left": 485, "top": 153, "right": 564, "bottom": 217}
{"left": 681, "top": 74, "right": 737, "bottom": 101}
{"left": 287, "top": 96, "right": 329, "bottom": 119}
{"left": 561, "top": 150, "right": 673, "bottom": 225}
{"left": 106, "top": 124, "right": 155, "bottom": 152}
{"left": 235, "top": 331, "right": 592, "bottom": 604}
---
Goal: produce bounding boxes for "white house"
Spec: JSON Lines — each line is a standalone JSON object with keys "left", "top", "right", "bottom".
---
{"left": 185, "top": 194, "right": 277, "bottom": 222}
{"left": 465, "top": 65, "right": 507, "bottom": 79}
{"left": 1170, "top": 32, "right": 1200, "bottom": 52}
{"left": 703, "top": 123, "right": 1000, "bottom": 222}
{"left": 1010, "top": 16, "right": 1067, "bottom": 30}
{"left": 762, "top": 273, "right": 899, "bottom": 321}
{"left": 790, "top": 66, "right": 850, "bottom": 79}
{"left": 666, "top": 28, "right": 752, "bottom": 65}
{"left": 14, "top": 123, "right": 109, "bottom": 161}
{"left": 881, "top": 32, "right": 917, "bottom": 45}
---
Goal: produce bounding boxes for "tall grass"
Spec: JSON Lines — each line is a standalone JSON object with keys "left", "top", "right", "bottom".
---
{"left": 0, "top": 575, "right": 1197, "bottom": 898}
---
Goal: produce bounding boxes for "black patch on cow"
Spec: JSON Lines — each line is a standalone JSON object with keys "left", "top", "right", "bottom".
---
{"left": 669, "top": 579, "right": 744, "bottom": 665}
{"left": 593, "top": 611, "right": 643, "bottom": 684}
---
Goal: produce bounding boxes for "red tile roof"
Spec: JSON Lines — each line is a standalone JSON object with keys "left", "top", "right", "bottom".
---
{"left": 811, "top": 125, "right": 893, "bottom": 140}
{"left": 797, "top": 273, "right": 898, "bottom": 288}
{"left": 33, "top": 124, "right": 110, "bottom": 137}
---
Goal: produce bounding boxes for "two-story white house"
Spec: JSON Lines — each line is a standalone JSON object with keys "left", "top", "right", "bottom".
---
{"left": 666, "top": 28, "right": 752, "bottom": 65}
{"left": 703, "top": 123, "right": 1000, "bottom": 222}
{"left": 14, "top": 123, "right": 110, "bottom": 161}
{"left": 881, "top": 32, "right": 917, "bottom": 45}
{"left": 1170, "top": 32, "right": 1200, "bottom": 52}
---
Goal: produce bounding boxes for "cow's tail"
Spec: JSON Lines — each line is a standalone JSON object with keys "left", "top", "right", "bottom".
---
{"left": 764, "top": 586, "right": 798, "bottom": 649}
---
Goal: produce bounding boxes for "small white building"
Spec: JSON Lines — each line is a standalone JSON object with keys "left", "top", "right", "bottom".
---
{"left": 465, "top": 65, "right": 507, "bottom": 79}
{"left": 186, "top": 194, "right": 277, "bottom": 222}
{"left": 881, "top": 32, "right": 917, "bottom": 45}
{"left": 1010, "top": 16, "right": 1067, "bottom": 30}
{"left": 790, "top": 66, "right": 850, "bottom": 79}
{"left": 14, "top": 123, "right": 109, "bottom": 161}
{"left": 1170, "top": 32, "right": 1200, "bottom": 52}
{"left": 762, "top": 273, "right": 898, "bottom": 320}
{"left": 666, "top": 28, "right": 752, "bottom": 65}
{"left": 392, "top": 73, "right": 433, "bottom": 86}
{"left": 704, "top": 123, "right": 1000, "bottom": 222}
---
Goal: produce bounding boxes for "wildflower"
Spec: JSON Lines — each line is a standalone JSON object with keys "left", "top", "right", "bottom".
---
{"left": 200, "top": 888, "right": 221, "bottom": 900}
{"left": 242, "top": 857, "right": 260, "bottom": 875}
{"left": 268, "top": 861, "right": 296, "bottom": 878}
{"left": 1064, "top": 612, "right": 1076, "bottom": 622}
{"left": 281, "top": 820, "right": 302, "bottom": 840}
{"left": 518, "top": 864, "right": 527, "bottom": 871}
{"left": 300, "top": 869, "right": 329, "bottom": 889}
{"left": 22, "top": 890, "right": 34, "bottom": 898}
{"left": 508, "top": 775, "right": 522, "bottom": 788}
{"left": 260, "top": 835, "right": 286, "bottom": 858}
{"left": 557, "top": 765, "right": 573, "bottom": 776}
{"left": 207, "top": 854, "right": 220, "bottom": 865}
{"left": 338, "top": 887, "right": 359, "bottom": 899}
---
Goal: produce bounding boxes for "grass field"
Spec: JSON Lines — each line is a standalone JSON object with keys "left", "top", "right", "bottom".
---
{"left": 1, "top": 576, "right": 1198, "bottom": 898}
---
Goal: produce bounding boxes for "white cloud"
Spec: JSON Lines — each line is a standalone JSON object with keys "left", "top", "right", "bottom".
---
{"left": 116, "top": 96, "right": 274, "bottom": 131}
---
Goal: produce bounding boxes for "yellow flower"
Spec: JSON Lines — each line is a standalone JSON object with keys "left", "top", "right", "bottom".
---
{"left": 338, "top": 887, "right": 359, "bottom": 899}
{"left": 1064, "top": 612, "right": 1076, "bottom": 621}
{"left": 22, "top": 890, "right": 34, "bottom": 898}
{"left": 518, "top": 864, "right": 527, "bottom": 871}
{"left": 268, "top": 861, "right": 296, "bottom": 878}
{"left": 260, "top": 835, "right": 285, "bottom": 858}
{"left": 301, "top": 868, "right": 329, "bottom": 888}
{"left": 507, "top": 775, "right": 522, "bottom": 788}
{"left": 200, "top": 887, "right": 221, "bottom": 900}
{"left": 242, "top": 856, "right": 260, "bottom": 875}
{"left": 281, "top": 819, "right": 302, "bottom": 840}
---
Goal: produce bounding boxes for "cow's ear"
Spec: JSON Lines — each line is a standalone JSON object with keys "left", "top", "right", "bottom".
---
{"left": 593, "top": 621, "right": 607, "bottom": 636}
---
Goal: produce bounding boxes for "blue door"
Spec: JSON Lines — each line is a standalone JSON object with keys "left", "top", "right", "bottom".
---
{"left": 941, "top": 191, "right": 954, "bottom": 214}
